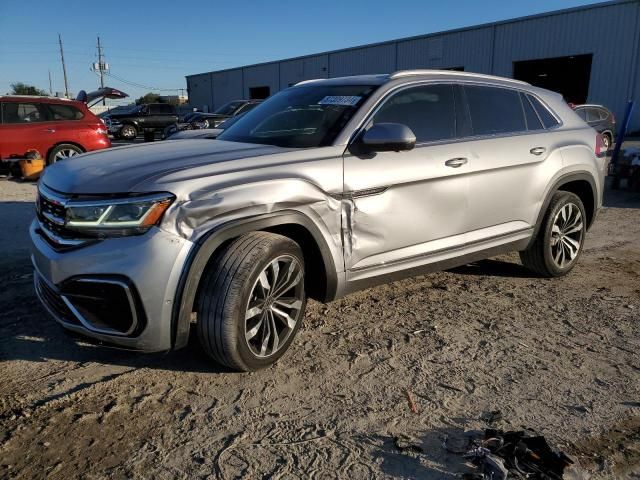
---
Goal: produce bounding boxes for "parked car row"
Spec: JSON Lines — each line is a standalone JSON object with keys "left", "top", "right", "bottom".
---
{"left": 162, "top": 100, "right": 262, "bottom": 139}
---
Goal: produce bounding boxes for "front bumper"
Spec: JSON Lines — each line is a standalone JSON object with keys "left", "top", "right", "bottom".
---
{"left": 30, "top": 219, "right": 194, "bottom": 351}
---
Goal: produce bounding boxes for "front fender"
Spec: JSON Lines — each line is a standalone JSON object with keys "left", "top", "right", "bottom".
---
{"left": 171, "top": 211, "right": 340, "bottom": 350}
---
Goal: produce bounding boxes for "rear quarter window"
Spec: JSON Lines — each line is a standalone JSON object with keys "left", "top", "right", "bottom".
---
{"left": 47, "top": 103, "right": 84, "bottom": 121}
{"left": 464, "top": 85, "right": 526, "bottom": 136}
{"left": 526, "top": 95, "right": 560, "bottom": 129}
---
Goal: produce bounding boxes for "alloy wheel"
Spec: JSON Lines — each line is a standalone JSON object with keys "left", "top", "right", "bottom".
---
{"left": 244, "top": 255, "right": 304, "bottom": 358}
{"left": 549, "top": 202, "right": 584, "bottom": 268}
{"left": 122, "top": 126, "right": 136, "bottom": 139}
{"left": 53, "top": 149, "right": 79, "bottom": 161}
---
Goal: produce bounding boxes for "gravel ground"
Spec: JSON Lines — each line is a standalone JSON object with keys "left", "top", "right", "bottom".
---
{"left": 0, "top": 172, "right": 639, "bottom": 479}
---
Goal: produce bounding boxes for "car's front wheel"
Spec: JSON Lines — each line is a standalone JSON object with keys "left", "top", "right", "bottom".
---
{"left": 197, "top": 232, "right": 306, "bottom": 371}
{"left": 520, "top": 191, "right": 586, "bottom": 277}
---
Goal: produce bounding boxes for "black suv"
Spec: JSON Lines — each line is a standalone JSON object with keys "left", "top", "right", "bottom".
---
{"left": 162, "top": 100, "right": 262, "bottom": 139}
{"left": 105, "top": 103, "right": 179, "bottom": 140}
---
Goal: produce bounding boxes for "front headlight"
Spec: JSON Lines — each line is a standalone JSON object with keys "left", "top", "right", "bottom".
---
{"left": 65, "top": 193, "right": 174, "bottom": 237}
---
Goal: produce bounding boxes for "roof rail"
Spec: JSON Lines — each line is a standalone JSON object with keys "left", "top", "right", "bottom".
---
{"left": 294, "top": 78, "right": 324, "bottom": 86}
{"left": 389, "top": 69, "right": 530, "bottom": 86}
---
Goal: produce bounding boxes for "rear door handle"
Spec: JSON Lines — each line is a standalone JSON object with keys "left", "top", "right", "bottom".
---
{"left": 43, "top": 128, "right": 56, "bottom": 133}
{"left": 530, "top": 147, "right": 547, "bottom": 156}
{"left": 445, "top": 157, "right": 468, "bottom": 168}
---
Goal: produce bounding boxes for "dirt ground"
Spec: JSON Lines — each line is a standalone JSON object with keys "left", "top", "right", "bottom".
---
{"left": 0, "top": 175, "right": 639, "bottom": 479}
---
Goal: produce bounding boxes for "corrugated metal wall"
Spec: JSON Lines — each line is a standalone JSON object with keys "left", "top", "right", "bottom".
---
{"left": 187, "top": 0, "right": 640, "bottom": 129}
{"left": 492, "top": 1, "right": 640, "bottom": 125}
{"left": 186, "top": 73, "right": 212, "bottom": 112}
{"left": 397, "top": 27, "right": 494, "bottom": 73}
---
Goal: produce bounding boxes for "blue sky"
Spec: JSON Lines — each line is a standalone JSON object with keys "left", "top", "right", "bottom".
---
{"left": 0, "top": 0, "right": 603, "bottom": 102}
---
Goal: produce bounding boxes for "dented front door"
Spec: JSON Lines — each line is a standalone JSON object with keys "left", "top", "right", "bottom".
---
{"left": 341, "top": 83, "right": 471, "bottom": 278}
{"left": 342, "top": 143, "right": 470, "bottom": 276}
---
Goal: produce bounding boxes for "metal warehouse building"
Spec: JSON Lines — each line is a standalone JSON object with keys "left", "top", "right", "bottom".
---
{"left": 186, "top": 0, "right": 640, "bottom": 130}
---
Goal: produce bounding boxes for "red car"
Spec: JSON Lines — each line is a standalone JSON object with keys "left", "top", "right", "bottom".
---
{"left": 0, "top": 95, "right": 110, "bottom": 164}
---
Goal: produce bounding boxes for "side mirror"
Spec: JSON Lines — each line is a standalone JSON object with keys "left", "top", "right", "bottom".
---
{"left": 361, "top": 123, "right": 416, "bottom": 152}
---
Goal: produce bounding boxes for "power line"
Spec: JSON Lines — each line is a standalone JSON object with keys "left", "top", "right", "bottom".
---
{"left": 104, "top": 71, "right": 183, "bottom": 92}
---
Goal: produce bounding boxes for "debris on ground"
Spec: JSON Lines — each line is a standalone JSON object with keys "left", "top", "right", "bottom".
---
{"left": 405, "top": 388, "right": 418, "bottom": 413}
{"left": 394, "top": 434, "right": 424, "bottom": 453}
{"left": 462, "top": 429, "right": 581, "bottom": 479}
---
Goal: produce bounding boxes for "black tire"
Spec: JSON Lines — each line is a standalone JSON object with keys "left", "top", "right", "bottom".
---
{"left": 602, "top": 132, "right": 612, "bottom": 151}
{"left": 120, "top": 124, "right": 137, "bottom": 140}
{"left": 47, "top": 143, "right": 83, "bottom": 165}
{"left": 197, "top": 232, "right": 307, "bottom": 371}
{"left": 520, "top": 191, "right": 587, "bottom": 277}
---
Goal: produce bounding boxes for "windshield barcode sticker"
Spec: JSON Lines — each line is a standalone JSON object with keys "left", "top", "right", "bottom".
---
{"left": 318, "top": 95, "right": 362, "bottom": 106}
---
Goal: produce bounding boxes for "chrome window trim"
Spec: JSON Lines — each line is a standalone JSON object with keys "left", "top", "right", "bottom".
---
{"left": 343, "top": 78, "right": 563, "bottom": 150}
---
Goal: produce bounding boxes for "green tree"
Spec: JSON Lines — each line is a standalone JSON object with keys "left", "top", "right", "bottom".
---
{"left": 10, "top": 82, "right": 48, "bottom": 96}
{"left": 135, "top": 92, "right": 162, "bottom": 105}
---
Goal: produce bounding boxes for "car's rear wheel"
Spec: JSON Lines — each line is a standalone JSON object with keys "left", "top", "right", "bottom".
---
{"left": 520, "top": 191, "right": 586, "bottom": 277}
{"left": 47, "top": 144, "right": 83, "bottom": 165}
{"left": 197, "top": 232, "right": 306, "bottom": 371}
{"left": 120, "top": 124, "right": 137, "bottom": 140}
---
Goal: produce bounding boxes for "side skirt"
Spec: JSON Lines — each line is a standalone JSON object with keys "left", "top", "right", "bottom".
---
{"left": 340, "top": 236, "right": 531, "bottom": 297}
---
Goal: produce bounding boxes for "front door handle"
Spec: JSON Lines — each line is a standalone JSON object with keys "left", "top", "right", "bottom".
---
{"left": 530, "top": 147, "right": 547, "bottom": 156}
{"left": 445, "top": 157, "right": 468, "bottom": 168}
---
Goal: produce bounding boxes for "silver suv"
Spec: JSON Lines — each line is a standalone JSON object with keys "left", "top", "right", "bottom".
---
{"left": 31, "top": 70, "right": 606, "bottom": 371}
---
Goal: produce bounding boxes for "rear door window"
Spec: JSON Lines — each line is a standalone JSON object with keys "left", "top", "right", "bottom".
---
{"left": 526, "top": 95, "right": 560, "bottom": 129}
{"left": 586, "top": 108, "right": 600, "bottom": 122}
{"left": 372, "top": 84, "right": 456, "bottom": 143}
{"left": 47, "top": 103, "right": 84, "bottom": 121}
{"left": 2, "top": 102, "right": 49, "bottom": 123}
{"left": 464, "top": 85, "right": 526, "bottom": 136}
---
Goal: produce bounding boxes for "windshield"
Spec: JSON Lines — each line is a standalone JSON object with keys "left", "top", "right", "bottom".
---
{"left": 217, "top": 84, "right": 377, "bottom": 148}
{"left": 214, "top": 101, "right": 245, "bottom": 116}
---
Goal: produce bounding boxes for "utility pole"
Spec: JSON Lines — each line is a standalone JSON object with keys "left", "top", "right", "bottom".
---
{"left": 96, "top": 35, "right": 108, "bottom": 105}
{"left": 58, "top": 34, "right": 69, "bottom": 98}
{"left": 48, "top": 70, "right": 53, "bottom": 96}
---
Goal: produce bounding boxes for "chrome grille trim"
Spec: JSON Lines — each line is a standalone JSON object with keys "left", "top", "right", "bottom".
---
{"left": 36, "top": 184, "right": 91, "bottom": 250}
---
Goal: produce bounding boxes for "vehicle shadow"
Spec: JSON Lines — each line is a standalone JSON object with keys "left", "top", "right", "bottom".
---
{"left": 367, "top": 427, "right": 476, "bottom": 479}
{"left": 0, "top": 256, "right": 231, "bottom": 374}
{"left": 448, "top": 258, "right": 536, "bottom": 279}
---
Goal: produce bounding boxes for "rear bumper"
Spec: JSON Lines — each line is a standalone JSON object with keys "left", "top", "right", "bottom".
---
{"left": 30, "top": 219, "right": 194, "bottom": 351}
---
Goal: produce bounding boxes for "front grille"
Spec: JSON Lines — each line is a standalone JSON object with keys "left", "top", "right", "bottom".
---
{"left": 35, "top": 274, "right": 80, "bottom": 326}
{"left": 36, "top": 186, "right": 90, "bottom": 250}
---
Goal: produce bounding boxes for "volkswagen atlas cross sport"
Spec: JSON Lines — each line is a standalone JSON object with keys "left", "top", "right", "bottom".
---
{"left": 31, "top": 70, "right": 606, "bottom": 371}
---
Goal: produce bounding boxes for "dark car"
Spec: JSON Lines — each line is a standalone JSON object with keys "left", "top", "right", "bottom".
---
{"left": 165, "top": 114, "right": 245, "bottom": 140}
{"left": 105, "top": 103, "right": 179, "bottom": 140}
{"left": 572, "top": 104, "right": 616, "bottom": 150}
{"left": 162, "top": 100, "right": 262, "bottom": 139}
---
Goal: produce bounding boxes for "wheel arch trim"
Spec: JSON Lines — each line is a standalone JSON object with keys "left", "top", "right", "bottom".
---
{"left": 171, "top": 210, "right": 339, "bottom": 350}
{"left": 528, "top": 171, "right": 597, "bottom": 248}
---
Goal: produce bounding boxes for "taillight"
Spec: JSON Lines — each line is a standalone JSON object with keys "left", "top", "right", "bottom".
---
{"left": 90, "top": 123, "right": 108, "bottom": 135}
{"left": 595, "top": 133, "right": 607, "bottom": 158}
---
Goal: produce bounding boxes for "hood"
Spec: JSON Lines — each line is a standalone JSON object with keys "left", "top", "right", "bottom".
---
{"left": 41, "top": 140, "right": 290, "bottom": 194}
